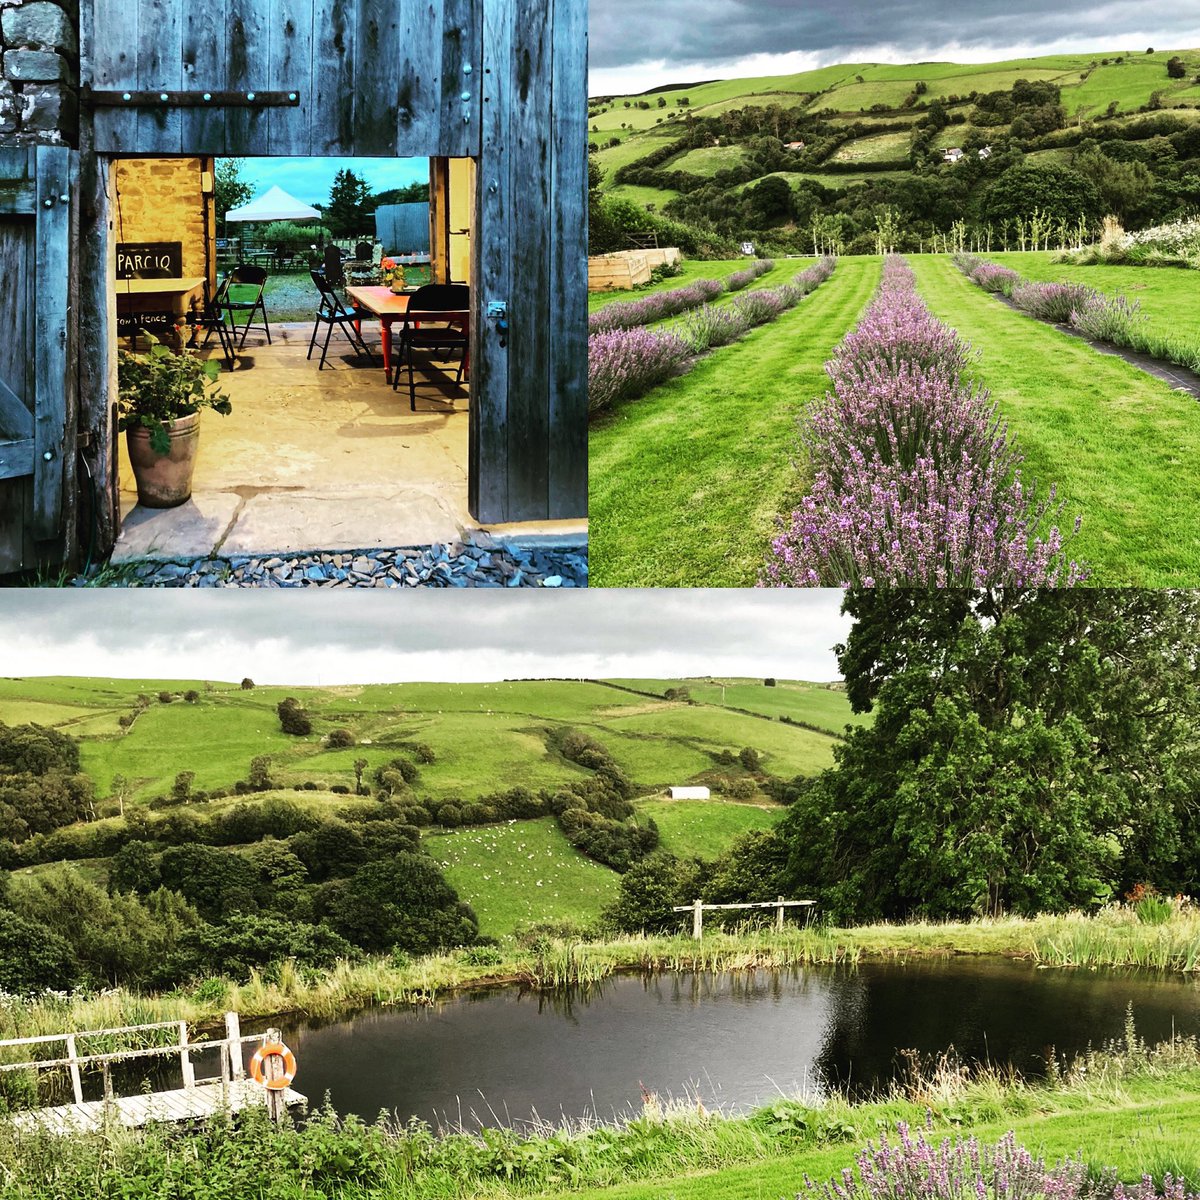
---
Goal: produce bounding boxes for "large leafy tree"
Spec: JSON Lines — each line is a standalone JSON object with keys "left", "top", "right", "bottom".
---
{"left": 324, "top": 169, "right": 374, "bottom": 236}
{"left": 778, "top": 590, "right": 1200, "bottom": 921}
{"left": 214, "top": 158, "right": 254, "bottom": 223}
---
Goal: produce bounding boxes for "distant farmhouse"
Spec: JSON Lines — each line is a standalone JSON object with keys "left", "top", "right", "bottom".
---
{"left": 943, "top": 147, "right": 964, "bottom": 163}
{"left": 669, "top": 786, "right": 711, "bottom": 800}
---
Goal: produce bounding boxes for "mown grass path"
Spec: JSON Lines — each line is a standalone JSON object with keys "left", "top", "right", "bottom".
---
{"left": 911, "top": 255, "right": 1200, "bottom": 586}
{"left": 561, "top": 1092, "right": 1200, "bottom": 1200}
{"left": 589, "top": 256, "right": 881, "bottom": 587}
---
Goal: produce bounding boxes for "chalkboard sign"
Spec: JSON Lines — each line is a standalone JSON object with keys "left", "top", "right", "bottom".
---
{"left": 117, "top": 242, "right": 183, "bottom": 279}
{"left": 116, "top": 311, "right": 175, "bottom": 334}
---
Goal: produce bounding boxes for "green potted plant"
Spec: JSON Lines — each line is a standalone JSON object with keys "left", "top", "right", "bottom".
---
{"left": 117, "top": 337, "right": 232, "bottom": 508}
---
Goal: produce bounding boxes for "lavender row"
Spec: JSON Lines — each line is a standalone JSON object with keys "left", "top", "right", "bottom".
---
{"left": 588, "top": 277, "right": 725, "bottom": 333}
{"left": 954, "top": 253, "right": 1200, "bottom": 374}
{"left": 587, "top": 258, "right": 775, "bottom": 335}
{"left": 764, "top": 255, "right": 1086, "bottom": 587}
{"left": 726, "top": 259, "right": 776, "bottom": 291}
{"left": 589, "top": 258, "right": 835, "bottom": 416}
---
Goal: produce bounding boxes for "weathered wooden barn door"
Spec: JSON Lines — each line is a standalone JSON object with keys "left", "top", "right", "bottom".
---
{"left": 79, "top": 0, "right": 586, "bottom": 532}
{"left": 0, "top": 146, "right": 77, "bottom": 573}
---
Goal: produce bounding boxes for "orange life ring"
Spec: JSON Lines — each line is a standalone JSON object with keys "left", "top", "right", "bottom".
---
{"left": 249, "top": 1039, "right": 297, "bottom": 1090}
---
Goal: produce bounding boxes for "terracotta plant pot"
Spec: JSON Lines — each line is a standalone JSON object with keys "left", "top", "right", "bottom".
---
{"left": 125, "top": 413, "right": 201, "bottom": 508}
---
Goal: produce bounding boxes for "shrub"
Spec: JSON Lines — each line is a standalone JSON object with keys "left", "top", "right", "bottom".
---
{"left": 1068, "top": 291, "right": 1147, "bottom": 343}
{"left": 765, "top": 256, "right": 1086, "bottom": 587}
{"left": 588, "top": 326, "right": 692, "bottom": 414}
{"left": 726, "top": 259, "right": 774, "bottom": 290}
{"left": 801, "top": 1127, "right": 1091, "bottom": 1200}
{"left": 327, "top": 728, "right": 356, "bottom": 749}
{"left": 681, "top": 302, "right": 752, "bottom": 350}
{"left": 277, "top": 697, "right": 313, "bottom": 736}
{"left": 1010, "top": 280, "right": 1099, "bottom": 323}
{"left": 588, "top": 277, "right": 725, "bottom": 332}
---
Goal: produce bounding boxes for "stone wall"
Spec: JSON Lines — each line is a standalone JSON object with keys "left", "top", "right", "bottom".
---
{"left": 0, "top": 0, "right": 78, "bottom": 145}
{"left": 114, "top": 158, "right": 216, "bottom": 287}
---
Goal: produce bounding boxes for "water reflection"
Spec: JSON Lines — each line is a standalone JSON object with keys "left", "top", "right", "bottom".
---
{"left": 278, "top": 959, "right": 1200, "bottom": 1129}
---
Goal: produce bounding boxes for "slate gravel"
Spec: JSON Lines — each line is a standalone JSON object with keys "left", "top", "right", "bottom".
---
{"left": 82, "top": 539, "right": 588, "bottom": 588}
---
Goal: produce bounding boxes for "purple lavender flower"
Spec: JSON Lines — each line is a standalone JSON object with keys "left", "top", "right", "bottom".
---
{"left": 763, "top": 255, "right": 1087, "bottom": 586}
{"left": 587, "top": 326, "right": 692, "bottom": 414}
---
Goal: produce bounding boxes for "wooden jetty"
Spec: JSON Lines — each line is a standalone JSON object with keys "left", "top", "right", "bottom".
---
{"left": 0, "top": 1012, "right": 305, "bottom": 1134}
{"left": 672, "top": 897, "right": 817, "bottom": 939}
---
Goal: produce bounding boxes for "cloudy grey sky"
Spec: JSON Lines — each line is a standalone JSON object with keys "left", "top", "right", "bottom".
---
{"left": 0, "top": 592, "right": 850, "bottom": 685}
{"left": 589, "top": 0, "right": 1196, "bottom": 95}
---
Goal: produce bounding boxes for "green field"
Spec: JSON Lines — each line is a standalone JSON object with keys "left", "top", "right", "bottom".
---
{"left": 606, "top": 678, "right": 864, "bottom": 732}
{"left": 426, "top": 817, "right": 621, "bottom": 936}
{"left": 606, "top": 182, "right": 681, "bottom": 210}
{"left": 637, "top": 798, "right": 783, "bottom": 858}
{"left": 910, "top": 255, "right": 1200, "bottom": 586}
{"left": 589, "top": 256, "right": 882, "bottom": 587}
{"left": 669, "top": 144, "right": 749, "bottom": 176}
{"left": 4, "top": 673, "right": 849, "bottom": 805}
{"left": 592, "top": 48, "right": 1200, "bottom": 203}
{"left": 829, "top": 131, "right": 912, "bottom": 163}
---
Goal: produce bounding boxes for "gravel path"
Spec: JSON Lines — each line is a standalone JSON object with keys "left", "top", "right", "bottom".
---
{"left": 78, "top": 537, "right": 588, "bottom": 588}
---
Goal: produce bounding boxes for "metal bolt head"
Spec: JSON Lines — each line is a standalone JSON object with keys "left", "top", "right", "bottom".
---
{"left": 59, "top": 193, "right": 68, "bottom": 202}
{"left": 160, "top": 92, "right": 169, "bottom": 102}
{"left": 122, "top": 92, "right": 132, "bottom": 101}
{"left": 203, "top": 92, "right": 212, "bottom": 102}
{"left": 461, "top": 91, "right": 471, "bottom": 100}
{"left": 43, "top": 451, "right": 52, "bottom": 462}
{"left": 463, "top": 63, "right": 473, "bottom": 73}
{"left": 288, "top": 92, "right": 297, "bottom": 101}
{"left": 43, "top": 198, "right": 54, "bottom": 208}
{"left": 246, "top": 92, "right": 256, "bottom": 101}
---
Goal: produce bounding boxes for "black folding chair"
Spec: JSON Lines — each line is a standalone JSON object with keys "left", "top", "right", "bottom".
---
{"left": 390, "top": 283, "right": 470, "bottom": 412}
{"left": 322, "top": 244, "right": 346, "bottom": 288}
{"left": 307, "top": 270, "right": 375, "bottom": 370}
{"left": 219, "top": 264, "right": 271, "bottom": 348}
{"left": 192, "top": 277, "right": 236, "bottom": 365}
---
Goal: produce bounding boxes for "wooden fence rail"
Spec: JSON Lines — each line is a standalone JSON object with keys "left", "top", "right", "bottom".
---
{"left": 671, "top": 897, "right": 816, "bottom": 939}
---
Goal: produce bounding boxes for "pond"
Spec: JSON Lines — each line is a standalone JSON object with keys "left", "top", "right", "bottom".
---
{"left": 275, "top": 959, "right": 1200, "bottom": 1129}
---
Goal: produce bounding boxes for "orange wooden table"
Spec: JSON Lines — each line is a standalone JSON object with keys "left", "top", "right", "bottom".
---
{"left": 344, "top": 286, "right": 411, "bottom": 377}
{"left": 346, "top": 285, "right": 471, "bottom": 382}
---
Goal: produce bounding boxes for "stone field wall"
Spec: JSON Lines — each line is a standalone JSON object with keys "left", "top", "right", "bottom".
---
{"left": 0, "top": 0, "right": 78, "bottom": 144}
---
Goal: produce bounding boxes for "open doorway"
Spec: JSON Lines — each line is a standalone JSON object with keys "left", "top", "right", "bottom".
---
{"left": 109, "top": 154, "right": 482, "bottom": 562}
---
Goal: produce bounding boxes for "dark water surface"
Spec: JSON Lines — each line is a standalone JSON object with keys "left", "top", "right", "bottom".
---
{"left": 276, "top": 959, "right": 1200, "bottom": 1128}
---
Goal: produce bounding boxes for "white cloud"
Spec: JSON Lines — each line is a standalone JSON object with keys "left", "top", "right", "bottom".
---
{"left": 0, "top": 591, "right": 851, "bottom": 685}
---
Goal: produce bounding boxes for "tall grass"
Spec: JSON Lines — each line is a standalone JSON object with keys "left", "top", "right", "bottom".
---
{"left": 5, "top": 909, "right": 1200, "bottom": 1045}
{"left": 3, "top": 1018, "right": 1200, "bottom": 1199}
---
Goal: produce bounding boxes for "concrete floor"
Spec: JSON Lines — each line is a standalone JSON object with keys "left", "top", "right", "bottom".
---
{"left": 112, "top": 324, "right": 585, "bottom": 560}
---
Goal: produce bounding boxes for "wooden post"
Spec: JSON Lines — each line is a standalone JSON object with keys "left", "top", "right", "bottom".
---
{"left": 776, "top": 896, "right": 785, "bottom": 932}
{"left": 178, "top": 1021, "right": 195, "bottom": 1089}
{"left": 225, "top": 1012, "right": 243, "bottom": 1080}
{"left": 102, "top": 1061, "right": 113, "bottom": 1106}
{"left": 693, "top": 898, "right": 703, "bottom": 940}
{"left": 65, "top": 1034, "right": 84, "bottom": 1105}
{"left": 263, "top": 1028, "right": 285, "bottom": 1125}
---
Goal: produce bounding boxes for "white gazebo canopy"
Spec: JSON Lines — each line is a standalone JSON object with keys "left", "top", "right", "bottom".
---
{"left": 225, "top": 185, "right": 321, "bottom": 223}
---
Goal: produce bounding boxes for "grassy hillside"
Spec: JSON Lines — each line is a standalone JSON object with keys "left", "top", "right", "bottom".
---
{"left": 0, "top": 676, "right": 849, "bottom": 804}
{"left": 425, "top": 817, "right": 622, "bottom": 937}
{"left": 591, "top": 50, "right": 1200, "bottom": 158}
{"left": 589, "top": 48, "right": 1200, "bottom": 261}
{"left": 0, "top": 675, "right": 858, "bottom": 936}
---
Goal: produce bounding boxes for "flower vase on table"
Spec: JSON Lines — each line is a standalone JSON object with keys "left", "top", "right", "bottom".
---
{"left": 381, "top": 258, "right": 406, "bottom": 294}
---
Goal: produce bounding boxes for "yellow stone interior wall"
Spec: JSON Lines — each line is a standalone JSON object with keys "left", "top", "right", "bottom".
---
{"left": 113, "top": 158, "right": 216, "bottom": 288}
{"left": 449, "top": 157, "right": 474, "bottom": 284}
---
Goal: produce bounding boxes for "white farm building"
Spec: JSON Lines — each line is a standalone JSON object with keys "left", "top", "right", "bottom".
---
{"left": 669, "top": 786, "right": 711, "bottom": 800}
